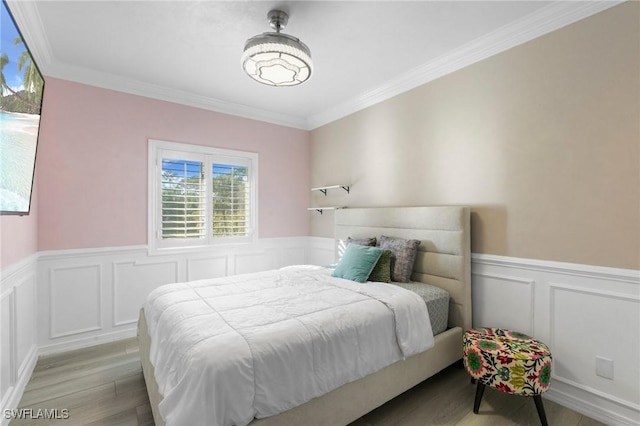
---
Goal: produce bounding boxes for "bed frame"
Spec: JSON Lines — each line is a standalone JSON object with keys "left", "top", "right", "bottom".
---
{"left": 138, "top": 206, "right": 471, "bottom": 426}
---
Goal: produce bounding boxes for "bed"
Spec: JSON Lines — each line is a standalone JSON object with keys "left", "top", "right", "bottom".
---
{"left": 138, "top": 206, "right": 471, "bottom": 426}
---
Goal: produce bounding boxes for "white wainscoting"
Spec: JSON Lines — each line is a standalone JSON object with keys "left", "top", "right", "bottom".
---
{"left": 2, "top": 238, "right": 639, "bottom": 426}
{"left": 308, "top": 238, "right": 640, "bottom": 425}
{"left": 0, "top": 254, "right": 39, "bottom": 425}
{"left": 307, "top": 236, "right": 337, "bottom": 266}
{"left": 36, "top": 237, "right": 311, "bottom": 355}
{"left": 472, "top": 253, "right": 640, "bottom": 426}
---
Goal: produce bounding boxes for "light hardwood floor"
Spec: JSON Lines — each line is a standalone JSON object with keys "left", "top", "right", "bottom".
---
{"left": 11, "top": 338, "right": 604, "bottom": 426}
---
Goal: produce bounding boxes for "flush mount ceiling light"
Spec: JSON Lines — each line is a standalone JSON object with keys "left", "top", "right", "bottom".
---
{"left": 242, "top": 10, "right": 312, "bottom": 87}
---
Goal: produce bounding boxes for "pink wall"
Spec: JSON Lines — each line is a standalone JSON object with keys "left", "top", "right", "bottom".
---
{"left": 0, "top": 178, "right": 38, "bottom": 268}
{"left": 36, "top": 78, "right": 310, "bottom": 251}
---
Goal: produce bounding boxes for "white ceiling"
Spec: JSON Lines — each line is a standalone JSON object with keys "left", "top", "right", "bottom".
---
{"left": 7, "top": 1, "right": 621, "bottom": 130}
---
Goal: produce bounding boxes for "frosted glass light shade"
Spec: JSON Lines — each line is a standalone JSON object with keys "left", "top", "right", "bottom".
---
{"left": 242, "top": 33, "right": 312, "bottom": 86}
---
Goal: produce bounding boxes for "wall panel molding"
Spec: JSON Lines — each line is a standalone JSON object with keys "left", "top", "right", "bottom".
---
{"left": 0, "top": 255, "right": 38, "bottom": 426}
{"left": 49, "top": 264, "right": 102, "bottom": 339}
{"left": 472, "top": 252, "right": 640, "bottom": 426}
{"left": 0, "top": 253, "right": 39, "bottom": 294}
{"left": 13, "top": 275, "right": 36, "bottom": 378}
{"left": 472, "top": 253, "right": 639, "bottom": 284}
{"left": 2, "top": 241, "right": 638, "bottom": 425}
{"left": 36, "top": 237, "right": 311, "bottom": 352}
{"left": 471, "top": 272, "right": 535, "bottom": 335}
{"left": 112, "top": 260, "right": 179, "bottom": 327}
{"left": 548, "top": 281, "right": 640, "bottom": 424}
{"left": 186, "top": 256, "right": 228, "bottom": 281}
{"left": 1, "top": 289, "right": 16, "bottom": 405}
{"left": 306, "top": 236, "right": 336, "bottom": 266}
{"left": 549, "top": 282, "right": 640, "bottom": 304}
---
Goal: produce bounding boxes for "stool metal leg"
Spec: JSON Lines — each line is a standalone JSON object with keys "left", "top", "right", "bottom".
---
{"left": 473, "top": 382, "right": 485, "bottom": 414}
{"left": 533, "top": 395, "right": 548, "bottom": 426}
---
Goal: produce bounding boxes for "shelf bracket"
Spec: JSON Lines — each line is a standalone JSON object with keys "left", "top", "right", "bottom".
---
{"left": 315, "top": 208, "right": 324, "bottom": 215}
{"left": 312, "top": 185, "right": 350, "bottom": 196}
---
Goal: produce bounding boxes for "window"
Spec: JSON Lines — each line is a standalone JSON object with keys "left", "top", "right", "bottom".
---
{"left": 148, "top": 140, "right": 258, "bottom": 252}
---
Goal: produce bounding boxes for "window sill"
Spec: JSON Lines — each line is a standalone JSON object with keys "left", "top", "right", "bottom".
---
{"left": 148, "top": 239, "right": 257, "bottom": 257}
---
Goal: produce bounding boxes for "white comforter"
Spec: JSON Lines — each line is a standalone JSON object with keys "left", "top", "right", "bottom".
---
{"left": 144, "top": 265, "right": 434, "bottom": 426}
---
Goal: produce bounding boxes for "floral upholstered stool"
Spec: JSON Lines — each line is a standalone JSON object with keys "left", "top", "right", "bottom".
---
{"left": 463, "top": 328, "right": 552, "bottom": 426}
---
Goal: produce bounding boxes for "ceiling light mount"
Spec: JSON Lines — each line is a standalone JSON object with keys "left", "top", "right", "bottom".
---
{"left": 242, "top": 9, "right": 312, "bottom": 87}
{"left": 267, "top": 9, "right": 288, "bottom": 32}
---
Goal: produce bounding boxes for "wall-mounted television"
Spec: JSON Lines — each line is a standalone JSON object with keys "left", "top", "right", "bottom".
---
{"left": 0, "top": 0, "right": 44, "bottom": 215}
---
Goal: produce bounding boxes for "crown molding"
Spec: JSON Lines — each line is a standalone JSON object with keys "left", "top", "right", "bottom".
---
{"left": 6, "top": 1, "right": 624, "bottom": 131}
{"left": 5, "top": 0, "right": 53, "bottom": 70}
{"left": 5, "top": 0, "right": 308, "bottom": 130}
{"left": 44, "top": 61, "right": 310, "bottom": 130}
{"left": 305, "top": 0, "right": 625, "bottom": 130}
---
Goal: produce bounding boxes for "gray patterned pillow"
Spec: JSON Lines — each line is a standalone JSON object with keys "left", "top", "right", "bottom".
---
{"left": 347, "top": 237, "right": 377, "bottom": 247}
{"left": 379, "top": 235, "right": 421, "bottom": 283}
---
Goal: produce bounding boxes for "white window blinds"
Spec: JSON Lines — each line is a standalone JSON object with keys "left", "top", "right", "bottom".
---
{"left": 149, "top": 140, "right": 258, "bottom": 253}
{"left": 161, "top": 159, "right": 206, "bottom": 240}
{"left": 212, "top": 163, "right": 249, "bottom": 237}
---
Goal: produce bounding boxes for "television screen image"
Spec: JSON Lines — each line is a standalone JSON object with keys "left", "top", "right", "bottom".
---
{"left": 0, "top": 0, "right": 44, "bottom": 215}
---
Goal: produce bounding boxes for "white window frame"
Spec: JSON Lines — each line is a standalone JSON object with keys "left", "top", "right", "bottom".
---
{"left": 148, "top": 139, "right": 258, "bottom": 254}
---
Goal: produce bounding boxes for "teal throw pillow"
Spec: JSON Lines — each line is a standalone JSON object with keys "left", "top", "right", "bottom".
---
{"left": 332, "top": 244, "right": 384, "bottom": 283}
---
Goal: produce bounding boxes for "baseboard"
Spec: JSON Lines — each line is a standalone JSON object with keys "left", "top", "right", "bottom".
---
{"left": 37, "top": 327, "right": 138, "bottom": 356}
{"left": 546, "top": 383, "right": 640, "bottom": 426}
{"left": 0, "top": 344, "right": 38, "bottom": 426}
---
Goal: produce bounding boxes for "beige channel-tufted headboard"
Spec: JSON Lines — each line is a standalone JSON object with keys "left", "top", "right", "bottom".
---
{"left": 334, "top": 206, "right": 472, "bottom": 331}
